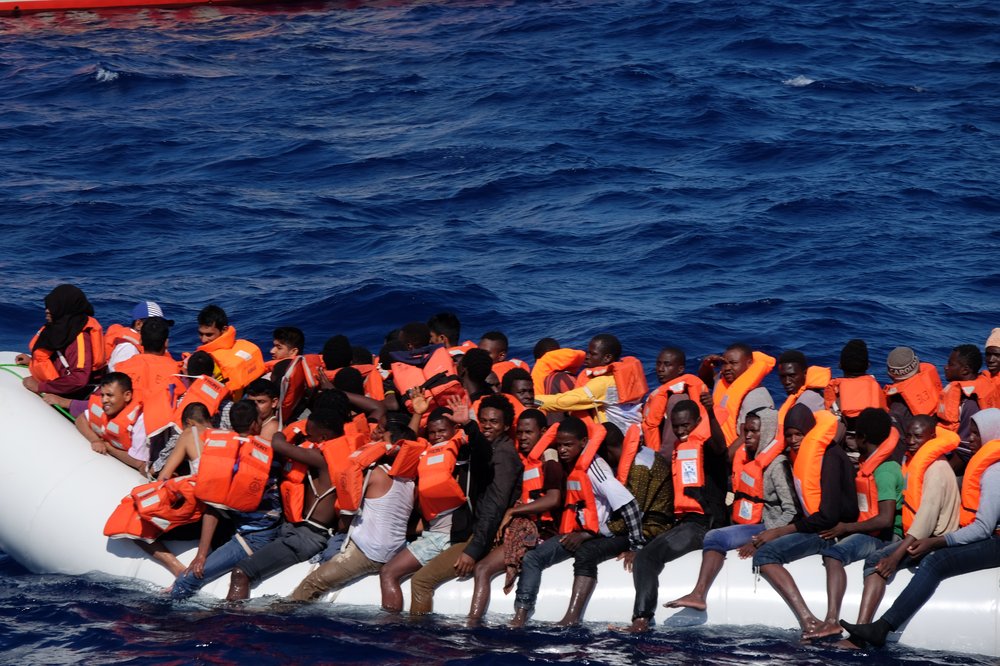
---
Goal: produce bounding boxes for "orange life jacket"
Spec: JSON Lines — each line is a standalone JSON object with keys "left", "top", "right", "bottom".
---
{"left": 938, "top": 377, "right": 1000, "bottom": 431}
{"left": 103, "top": 476, "right": 205, "bottom": 542}
{"left": 104, "top": 323, "right": 142, "bottom": 360}
{"left": 343, "top": 412, "right": 373, "bottom": 440}
{"left": 492, "top": 358, "right": 530, "bottom": 383}
{"left": 28, "top": 316, "right": 105, "bottom": 382}
{"left": 282, "top": 419, "right": 308, "bottom": 444}
{"left": 731, "top": 432, "right": 786, "bottom": 525}
{"left": 391, "top": 346, "right": 468, "bottom": 413}
{"left": 448, "top": 340, "right": 478, "bottom": 358}
{"left": 884, "top": 363, "right": 942, "bottom": 416}
{"left": 792, "top": 410, "right": 841, "bottom": 515}
{"left": 672, "top": 407, "right": 712, "bottom": 517}
{"left": 279, "top": 434, "right": 360, "bottom": 523}
{"left": 116, "top": 352, "right": 187, "bottom": 437}
{"left": 901, "top": 427, "right": 960, "bottom": 534}
{"left": 416, "top": 433, "right": 468, "bottom": 521}
{"left": 777, "top": 366, "right": 831, "bottom": 424}
{"left": 855, "top": 429, "right": 899, "bottom": 523}
{"left": 275, "top": 354, "right": 325, "bottom": 427}
{"left": 173, "top": 375, "right": 229, "bottom": 429}
{"left": 823, "top": 375, "right": 887, "bottom": 418}
{"left": 194, "top": 429, "right": 274, "bottom": 512}
{"left": 337, "top": 438, "right": 428, "bottom": 514}
{"left": 363, "top": 366, "right": 386, "bottom": 401}
{"left": 532, "top": 348, "right": 586, "bottom": 395}
{"left": 959, "top": 438, "right": 1000, "bottom": 527}
{"left": 641, "top": 373, "right": 707, "bottom": 452}
{"left": 559, "top": 418, "right": 608, "bottom": 534}
{"left": 713, "top": 351, "right": 776, "bottom": 444}
{"left": 616, "top": 424, "right": 642, "bottom": 484}
{"left": 84, "top": 393, "right": 142, "bottom": 451}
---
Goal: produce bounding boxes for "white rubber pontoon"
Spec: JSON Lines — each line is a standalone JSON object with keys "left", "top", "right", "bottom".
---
{"left": 0, "top": 350, "right": 996, "bottom": 657}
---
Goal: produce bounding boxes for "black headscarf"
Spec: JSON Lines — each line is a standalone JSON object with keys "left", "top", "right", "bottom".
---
{"left": 784, "top": 402, "right": 817, "bottom": 436}
{"left": 33, "top": 284, "right": 94, "bottom": 352}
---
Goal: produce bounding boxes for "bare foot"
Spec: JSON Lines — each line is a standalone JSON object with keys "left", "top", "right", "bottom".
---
{"left": 802, "top": 620, "right": 843, "bottom": 641}
{"left": 664, "top": 593, "right": 707, "bottom": 611}
{"left": 509, "top": 608, "right": 530, "bottom": 628}
{"left": 610, "top": 617, "right": 650, "bottom": 634}
{"left": 554, "top": 618, "right": 579, "bottom": 628}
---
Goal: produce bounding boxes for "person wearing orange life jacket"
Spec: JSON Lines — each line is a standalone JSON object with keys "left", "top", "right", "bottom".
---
{"left": 536, "top": 333, "right": 648, "bottom": 433}
{"left": 244, "top": 377, "right": 280, "bottom": 441}
{"left": 16, "top": 284, "right": 104, "bottom": 398}
{"left": 939, "top": 344, "right": 999, "bottom": 447}
{"left": 191, "top": 304, "right": 265, "bottom": 393}
{"left": 104, "top": 301, "right": 169, "bottom": 371}
{"left": 619, "top": 396, "right": 729, "bottom": 633}
{"left": 775, "top": 349, "right": 828, "bottom": 419}
{"left": 226, "top": 393, "right": 352, "bottom": 601}
{"left": 841, "top": 407, "right": 1000, "bottom": 649}
{"left": 290, "top": 422, "right": 422, "bottom": 602}
{"left": 500, "top": 367, "right": 536, "bottom": 409}
{"left": 379, "top": 407, "right": 465, "bottom": 613}
{"left": 883, "top": 346, "right": 943, "bottom": 445}
{"left": 478, "top": 330, "right": 530, "bottom": 383}
{"left": 509, "top": 416, "right": 645, "bottom": 628}
{"left": 789, "top": 408, "right": 906, "bottom": 641}
{"left": 531, "top": 337, "right": 584, "bottom": 399}
{"left": 836, "top": 415, "right": 962, "bottom": 648}
{"left": 783, "top": 403, "right": 817, "bottom": 460}
{"left": 409, "top": 395, "right": 522, "bottom": 616}
{"left": 467, "top": 409, "right": 564, "bottom": 627}
{"left": 172, "top": 401, "right": 285, "bottom": 600}
{"left": 983, "top": 328, "right": 1000, "bottom": 393}
{"left": 667, "top": 407, "right": 800, "bottom": 614}
{"left": 642, "top": 346, "right": 708, "bottom": 457}
{"left": 74, "top": 372, "right": 147, "bottom": 472}
{"left": 547, "top": 421, "right": 673, "bottom": 628}
{"left": 697, "top": 342, "right": 776, "bottom": 457}
{"left": 116, "top": 317, "right": 186, "bottom": 469}
{"left": 749, "top": 409, "right": 859, "bottom": 641}
{"left": 824, "top": 339, "right": 887, "bottom": 430}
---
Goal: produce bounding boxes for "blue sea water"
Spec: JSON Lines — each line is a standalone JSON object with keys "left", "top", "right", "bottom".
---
{"left": 1, "top": 0, "right": 999, "bottom": 661}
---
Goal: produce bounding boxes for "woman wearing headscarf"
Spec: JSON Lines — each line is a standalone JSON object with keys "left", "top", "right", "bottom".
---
{"left": 15, "top": 284, "right": 104, "bottom": 397}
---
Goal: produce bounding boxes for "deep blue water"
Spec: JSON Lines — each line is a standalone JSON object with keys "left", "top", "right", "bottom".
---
{"left": 2, "top": 0, "right": 999, "bottom": 661}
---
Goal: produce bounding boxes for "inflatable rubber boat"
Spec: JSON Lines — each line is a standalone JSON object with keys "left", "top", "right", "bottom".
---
{"left": 0, "top": 350, "right": 996, "bottom": 657}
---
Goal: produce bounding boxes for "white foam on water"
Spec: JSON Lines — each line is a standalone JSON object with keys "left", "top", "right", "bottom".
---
{"left": 782, "top": 75, "right": 814, "bottom": 87}
{"left": 95, "top": 67, "right": 119, "bottom": 83}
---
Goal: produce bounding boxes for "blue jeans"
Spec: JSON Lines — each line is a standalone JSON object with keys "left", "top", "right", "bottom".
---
{"left": 702, "top": 524, "right": 765, "bottom": 554}
{"left": 514, "top": 537, "right": 572, "bottom": 611}
{"left": 171, "top": 526, "right": 279, "bottom": 600}
{"left": 819, "top": 533, "right": 894, "bottom": 566}
{"left": 882, "top": 535, "right": 1000, "bottom": 629}
{"left": 752, "top": 531, "right": 832, "bottom": 567}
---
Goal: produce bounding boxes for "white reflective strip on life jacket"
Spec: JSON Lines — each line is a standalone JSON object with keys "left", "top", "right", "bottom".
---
{"left": 426, "top": 454, "right": 446, "bottom": 466}
{"left": 90, "top": 404, "right": 103, "bottom": 418}
{"left": 107, "top": 421, "right": 121, "bottom": 436}
{"left": 566, "top": 480, "right": 583, "bottom": 491}
{"left": 236, "top": 350, "right": 252, "bottom": 361}
{"left": 139, "top": 495, "right": 162, "bottom": 509}
{"left": 523, "top": 467, "right": 541, "bottom": 481}
{"left": 250, "top": 447, "right": 270, "bottom": 464}
{"left": 205, "top": 439, "right": 229, "bottom": 448}
{"left": 676, "top": 449, "right": 699, "bottom": 460}
{"left": 150, "top": 517, "right": 172, "bottom": 530}
{"left": 201, "top": 385, "right": 220, "bottom": 400}
{"left": 740, "top": 471, "right": 756, "bottom": 488}
{"left": 668, "top": 380, "right": 687, "bottom": 393}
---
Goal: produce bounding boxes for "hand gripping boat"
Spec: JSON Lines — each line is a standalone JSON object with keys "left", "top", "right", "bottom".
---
{"left": 0, "top": 351, "right": 996, "bottom": 657}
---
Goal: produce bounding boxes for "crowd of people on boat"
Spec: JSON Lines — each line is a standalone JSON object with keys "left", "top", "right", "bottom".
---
{"left": 14, "top": 283, "right": 1000, "bottom": 648}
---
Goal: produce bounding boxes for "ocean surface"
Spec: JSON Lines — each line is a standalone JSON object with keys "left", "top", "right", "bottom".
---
{"left": 1, "top": 0, "right": 999, "bottom": 662}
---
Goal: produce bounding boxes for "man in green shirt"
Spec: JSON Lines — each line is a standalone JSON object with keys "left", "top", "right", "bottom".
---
{"left": 799, "top": 408, "right": 904, "bottom": 640}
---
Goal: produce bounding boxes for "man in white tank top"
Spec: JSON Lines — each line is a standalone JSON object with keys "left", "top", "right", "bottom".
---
{"left": 290, "top": 447, "right": 416, "bottom": 602}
